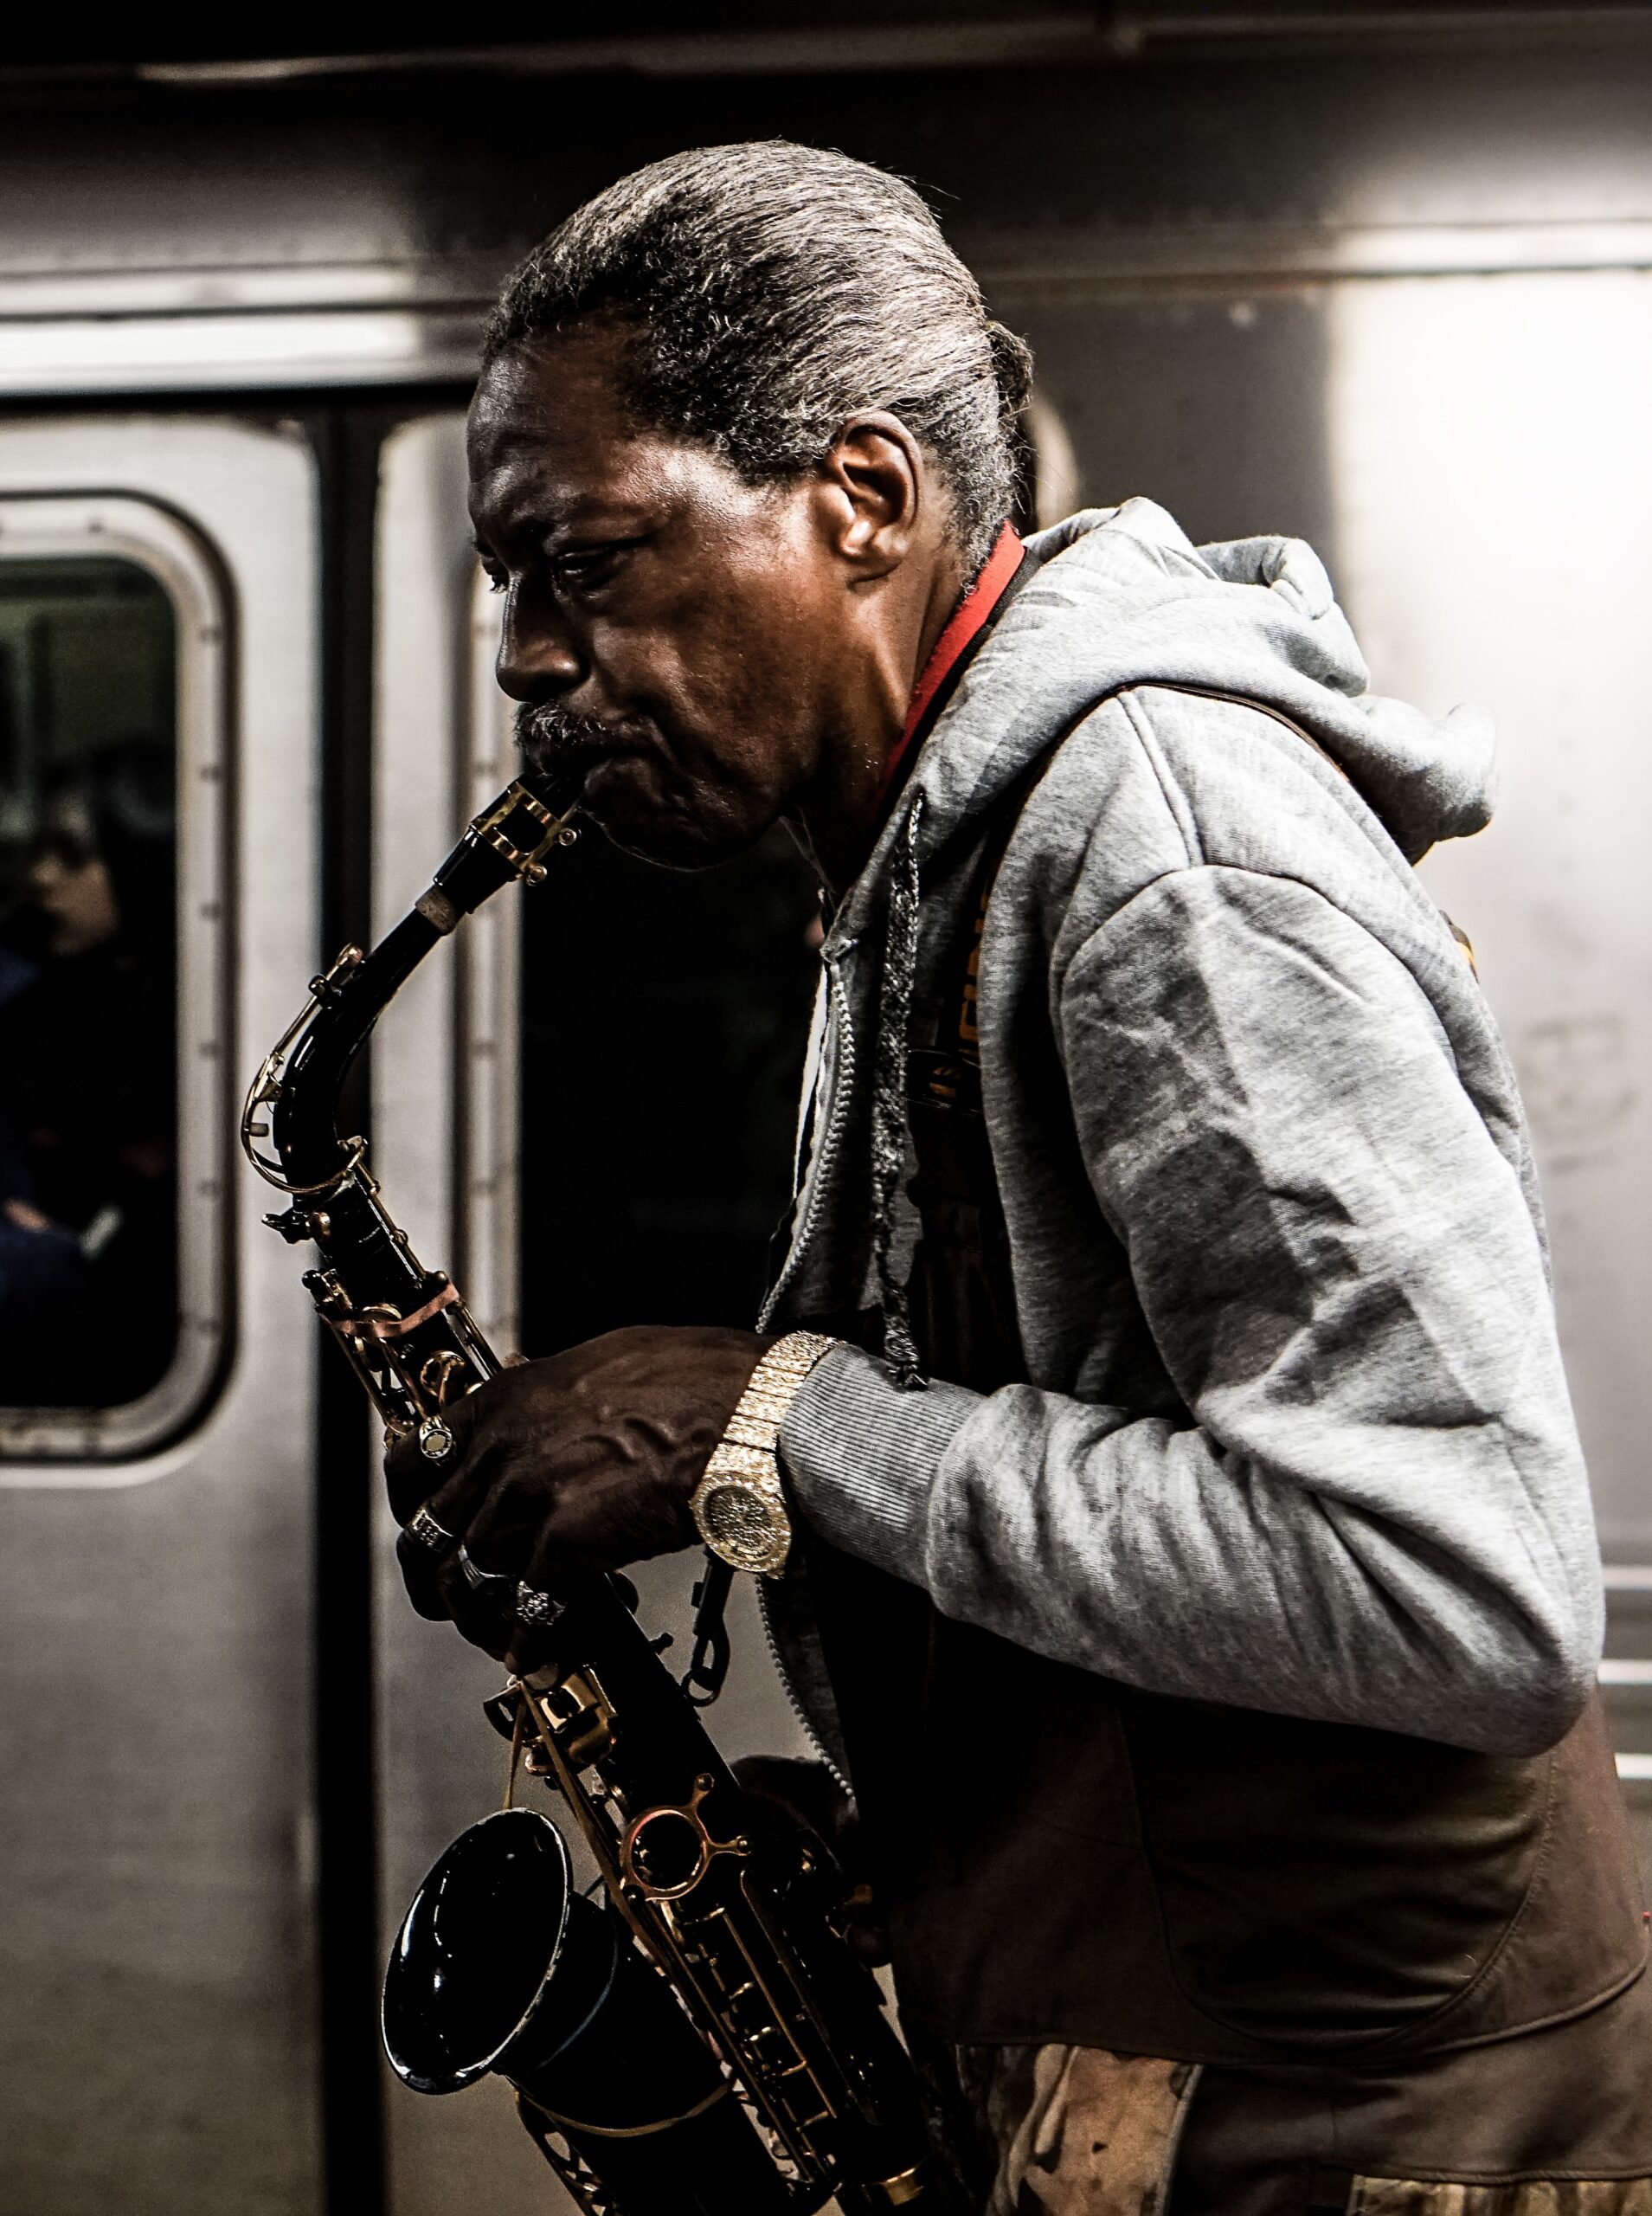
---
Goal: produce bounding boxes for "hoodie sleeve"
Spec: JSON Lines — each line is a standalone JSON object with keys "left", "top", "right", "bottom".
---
{"left": 780, "top": 863, "right": 1602, "bottom": 1757}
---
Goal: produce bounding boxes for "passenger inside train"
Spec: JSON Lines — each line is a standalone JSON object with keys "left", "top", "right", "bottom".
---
{"left": 0, "top": 738, "right": 177, "bottom": 1404}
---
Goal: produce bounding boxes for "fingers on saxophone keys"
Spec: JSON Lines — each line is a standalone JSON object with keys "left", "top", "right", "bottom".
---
{"left": 396, "top": 1530, "right": 457, "bottom": 1620}
{"left": 515, "top": 1581, "right": 566, "bottom": 1630}
{"left": 431, "top": 1533, "right": 527, "bottom": 1634}
{"left": 395, "top": 1511, "right": 462, "bottom": 1615}
{"left": 393, "top": 1486, "right": 493, "bottom": 1620}
{"left": 455, "top": 1543, "right": 516, "bottom": 1596}
{"left": 405, "top": 1503, "right": 458, "bottom": 1557}
{"left": 383, "top": 1401, "right": 480, "bottom": 1525}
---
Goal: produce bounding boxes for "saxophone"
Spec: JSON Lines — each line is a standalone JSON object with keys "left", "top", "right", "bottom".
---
{"left": 242, "top": 775, "right": 932, "bottom": 2216}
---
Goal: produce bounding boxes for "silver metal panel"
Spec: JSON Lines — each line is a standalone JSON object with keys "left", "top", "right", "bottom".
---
{"left": 3, "top": 25, "right": 1651, "bottom": 397}
{"left": 0, "top": 310, "right": 485, "bottom": 396}
{"left": 132, "top": 18, "right": 1128, "bottom": 86}
{"left": 116, "top": 8, "right": 1652, "bottom": 87}
{"left": 0, "top": 419, "right": 324, "bottom": 2212}
{"left": 6, "top": 219, "right": 1652, "bottom": 398}
{"left": 1326, "top": 268, "right": 1652, "bottom": 1572}
{"left": 968, "top": 220, "right": 1652, "bottom": 298}
{"left": 0, "top": 262, "right": 504, "bottom": 318}
{"left": 0, "top": 23, "right": 1647, "bottom": 325}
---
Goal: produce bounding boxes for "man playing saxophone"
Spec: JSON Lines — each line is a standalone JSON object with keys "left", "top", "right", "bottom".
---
{"left": 385, "top": 143, "right": 1650, "bottom": 2213}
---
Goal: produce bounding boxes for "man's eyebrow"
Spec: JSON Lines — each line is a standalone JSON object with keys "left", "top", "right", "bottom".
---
{"left": 474, "top": 510, "right": 656, "bottom": 562}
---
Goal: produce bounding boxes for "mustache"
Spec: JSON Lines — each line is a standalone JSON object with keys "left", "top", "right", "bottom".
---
{"left": 512, "top": 699, "right": 616, "bottom": 772}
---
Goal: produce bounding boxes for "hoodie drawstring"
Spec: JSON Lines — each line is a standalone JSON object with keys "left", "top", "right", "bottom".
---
{"left": 868, "top": 792, "right": 929, "bottom": 1391}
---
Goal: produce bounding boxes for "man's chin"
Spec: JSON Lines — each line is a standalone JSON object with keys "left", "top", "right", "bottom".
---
{"left": 580, "top": 793, "right": 757, "bottom": 868}
{"left": 581, "top": 783, "right": 767, "bottom": 872}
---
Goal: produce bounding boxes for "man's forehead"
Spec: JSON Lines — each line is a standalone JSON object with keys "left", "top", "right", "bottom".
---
{"left": 471, "top": 346, "right": 611, "bottom": 459}
{"left": 469, "top": 338, "right": 675, "bottom": 512}
{"left": 469, "top": 422, "right": 639, "bottom": 543}
{"left": 467, "top": 351, "right": 763, "bottom": 548}
{"left": 467, "top": 450, "right": 633, "bottom": 534}
{"left": 466, "top": 435, "right": 695, "bottom": 557}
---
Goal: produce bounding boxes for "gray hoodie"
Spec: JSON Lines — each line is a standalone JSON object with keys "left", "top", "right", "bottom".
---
{"left": 767, "top": 498, "right": 1600, "bottom": 1765}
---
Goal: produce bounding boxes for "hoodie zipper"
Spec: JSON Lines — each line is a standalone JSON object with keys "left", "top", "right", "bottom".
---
{"left": 755, "top": 947, "right": 859, "bottom": 1792}
{"left": 755, "top": 1576, "right": 852, "bottom": 1795}
{"left": 758, "top": 944, "right": 859, "bottom": 1331}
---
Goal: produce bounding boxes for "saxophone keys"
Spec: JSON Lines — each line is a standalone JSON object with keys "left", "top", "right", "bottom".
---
{"left": 419, "top": 1350, "right": 468, "bottom": 1404}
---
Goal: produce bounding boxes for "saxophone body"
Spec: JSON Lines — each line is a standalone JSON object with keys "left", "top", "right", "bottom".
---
{"left": 243, "top": 776, "right": 933, "bottom": 2216}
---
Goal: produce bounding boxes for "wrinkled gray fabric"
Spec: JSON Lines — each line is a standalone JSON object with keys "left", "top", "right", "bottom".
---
{"left": 767, "top": 499, "right": 1599, "bottom": 1762}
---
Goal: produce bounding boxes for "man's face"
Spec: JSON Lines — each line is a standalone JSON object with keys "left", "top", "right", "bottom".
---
{"left": 467, "top": 325, "right": 860, "bottom": 868}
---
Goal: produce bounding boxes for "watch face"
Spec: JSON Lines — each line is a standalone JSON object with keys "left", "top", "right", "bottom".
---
{"left": 696, "top": 1479, "right": 791, "bottom": 1576}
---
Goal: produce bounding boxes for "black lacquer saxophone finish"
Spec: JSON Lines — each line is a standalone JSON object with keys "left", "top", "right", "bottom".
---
{"left": 243, "top": 776, "right": 932, "bottom": 2216}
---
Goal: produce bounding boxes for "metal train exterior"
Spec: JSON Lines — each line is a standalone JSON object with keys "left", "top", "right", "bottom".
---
{"left": 3, "top": 13, "right": 1652, "bottom": 2213}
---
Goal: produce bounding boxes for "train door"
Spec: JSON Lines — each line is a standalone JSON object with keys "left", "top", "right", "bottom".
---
{"left": 0, "top": 418, "right": 324, "bottom": 2213}
{"left": 370, "top": 411, "right": 820, "bottom": 2215}
{"left": 370, "top": 410, "right": 552, "bottom": 2215}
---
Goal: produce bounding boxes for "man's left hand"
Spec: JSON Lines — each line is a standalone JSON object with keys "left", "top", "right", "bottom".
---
{"left": 383, "top": 1324, "right": 769, "bottom": 1655}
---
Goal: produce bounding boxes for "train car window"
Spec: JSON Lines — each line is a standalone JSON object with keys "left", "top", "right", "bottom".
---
{"left": 0, "top": 558, "right": 177, "bottom": 1408}
{"left": 0, "top": 500, "right": 228, "bottom": 1461}
{"left": 517, "top": 826, "right": 820, "bottom": 1356}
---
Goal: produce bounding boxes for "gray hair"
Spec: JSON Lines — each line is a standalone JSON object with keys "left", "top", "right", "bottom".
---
{"left": 484, "top": 141, "right": 1032, "bottom": 576}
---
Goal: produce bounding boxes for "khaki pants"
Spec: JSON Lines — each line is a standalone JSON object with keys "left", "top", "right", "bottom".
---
{"left": 911, "top": 1972, "right": 1652, "bottom": 2216}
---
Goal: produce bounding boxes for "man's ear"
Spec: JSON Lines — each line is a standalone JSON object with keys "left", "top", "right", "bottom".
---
{"left": 814, "top": 411, "right": 926, "bottom": 579}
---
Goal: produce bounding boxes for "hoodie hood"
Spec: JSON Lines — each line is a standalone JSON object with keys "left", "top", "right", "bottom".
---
{"left": 877, "top": 499, "right": 1495, "bottom": 893}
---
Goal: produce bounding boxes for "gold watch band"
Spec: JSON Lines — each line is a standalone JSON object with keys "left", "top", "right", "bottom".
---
{"left": 690, "top": 1331, "right": 839, "bottom": 1576}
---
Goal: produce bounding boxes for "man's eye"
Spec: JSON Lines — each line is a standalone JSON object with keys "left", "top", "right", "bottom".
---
{"left": 555, "top": 541, "right": 635, "bottom": 592}
{"left": 479, "top": 564, "right": 508, "bottom": 596}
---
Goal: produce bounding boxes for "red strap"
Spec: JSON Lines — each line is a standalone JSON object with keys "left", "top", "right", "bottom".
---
{"left": 872, "top": 522, "right": 1025, "bottom": 819}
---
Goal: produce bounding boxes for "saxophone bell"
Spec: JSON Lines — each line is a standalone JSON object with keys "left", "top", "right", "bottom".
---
{"left": 382, "top": 1808, "right": 793, "bottom": 2216}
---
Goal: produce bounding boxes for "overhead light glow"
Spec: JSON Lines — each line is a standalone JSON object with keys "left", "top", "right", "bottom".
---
{"left": 0, "top": 311, "right": 469, "bottom": 392}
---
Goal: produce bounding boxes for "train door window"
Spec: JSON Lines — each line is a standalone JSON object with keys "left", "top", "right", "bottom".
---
{"left": 0, "top": 499, "right": 227, "bottom": 1457}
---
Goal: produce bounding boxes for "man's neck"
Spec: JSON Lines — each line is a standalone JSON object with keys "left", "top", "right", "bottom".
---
{"left": 793, "top": 523, "right": 1027, "bottom": 897}
{"left": 788, "top": 544, "right": 972, "bottom": 897}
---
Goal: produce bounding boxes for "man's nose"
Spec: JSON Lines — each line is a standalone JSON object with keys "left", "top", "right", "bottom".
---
{"left": 495, "top": 589, "right": 586, "bottom": 705}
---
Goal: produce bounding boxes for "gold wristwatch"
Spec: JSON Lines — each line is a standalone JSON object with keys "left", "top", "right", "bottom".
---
{"left": 690, "top": 1331, "right": 839, "bottom": 1576}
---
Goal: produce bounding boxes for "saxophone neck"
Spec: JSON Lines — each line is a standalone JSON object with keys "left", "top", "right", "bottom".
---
{"left": 241, "top": 774, "right": 578, "bottom": 1200}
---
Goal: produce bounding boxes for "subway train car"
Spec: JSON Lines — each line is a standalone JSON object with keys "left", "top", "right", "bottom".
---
{"left": 3, "top": 10, "right": 1652, "bottom": 2212}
